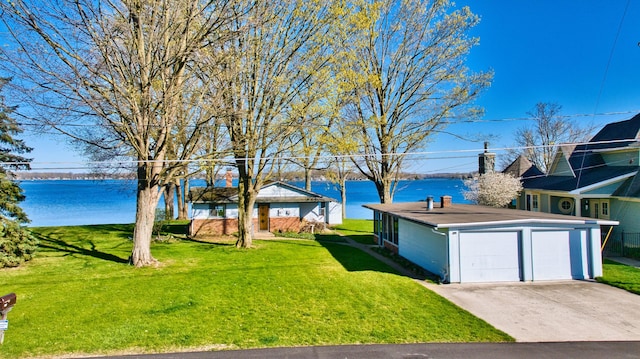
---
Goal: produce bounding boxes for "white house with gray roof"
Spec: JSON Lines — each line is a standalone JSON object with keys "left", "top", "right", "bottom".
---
{"left": 365, "top": 197, "right": 617, "bottom": 283}
{"left": 189, "top": 181, "right": 342, "bottom": 237}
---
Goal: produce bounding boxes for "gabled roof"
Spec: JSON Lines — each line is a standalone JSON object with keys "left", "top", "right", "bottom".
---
{"left": 548, "top": 145, "right": 576, "bottom": 177}
{"left": 612, "top": 173, "right": 640, "bottom": 198}
{"left": 523, "top": 113, "right": 640, "bottom": 193}
{"left": 503, "top": 155, "right": 544, "bottom": 178}
{"left": 189, "top": 181, "right": 338, "bottom": 204}
{"left": 568, "top": 113, "right": 640, "bottom": 170}
{"left": 523, "top": 165, "right": 637, "bottom": 192}
{"left": 588, "top": 112, "right": 640, "bottom": 148}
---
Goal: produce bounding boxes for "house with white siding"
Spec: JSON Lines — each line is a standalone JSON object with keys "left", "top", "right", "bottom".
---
{"left": 189, "top": 181, "right": 342, "bottom": 237}
{"left": 365, "top": 196, "right": 616, "bottom": 283}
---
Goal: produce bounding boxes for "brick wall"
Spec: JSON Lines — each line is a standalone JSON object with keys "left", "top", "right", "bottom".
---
{"left": 270, "top": 217, "right": 303, "bottom": 233}
{"left": 190, "top": 216, "right": 304, "bottom": 237}
{"left": 384, "top": 240, "right": 398, "bottom": 254}
{"left": 190, "top": 218, "right": 239, "bottom": 236}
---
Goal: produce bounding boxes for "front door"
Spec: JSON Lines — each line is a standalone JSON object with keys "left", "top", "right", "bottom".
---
{"left": 258, "top": 204, "right": 270, "bottom": 231}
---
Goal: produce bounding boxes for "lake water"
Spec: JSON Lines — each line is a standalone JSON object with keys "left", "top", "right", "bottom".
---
{"left": 19, "top": 178, "right": 469, "bottom": 227}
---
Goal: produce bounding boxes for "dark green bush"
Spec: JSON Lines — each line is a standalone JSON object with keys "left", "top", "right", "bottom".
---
{"left": 0, "top": 220, "right": 38, "bottom": 268}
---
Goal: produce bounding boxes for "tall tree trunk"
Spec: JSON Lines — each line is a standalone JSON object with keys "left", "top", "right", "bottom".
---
{"left": 304, "top": 167, "right": 312, "bottom": 191}
{"left": 176, "top": 178, "right": 189, "bottom": 220}
{"left": 131, "top": 165, "right": 160, "bottom": 267}
{"left": 236, "top": 178, "right": 255, "bottom": 248}
{"left": 375, "top": 177, "right": 393, "bottom": 204}
{"left": 164, "top": 182, "right": 175, "bottom": 220}
{"left": 340, "top": 176, "right": 347, "bottom": 219}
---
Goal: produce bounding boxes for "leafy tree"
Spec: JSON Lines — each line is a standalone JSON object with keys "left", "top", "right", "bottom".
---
{"left": 0, "top": 0, "right": 242, "bottom": 266}
{"left": 285, "top": 84, "right": 333, "bottom": 191}
{"left": 0, "top": 77, "right": 37, "bottom": 268}
{"left": 336, "top": 0, "right": 492, "bottom": 203}
{"left": 208, "top": 0, "right": 340, "bottom": 248}
{"left": 463, "top": 172, "right": 523, "bottom": 207}
{"left": 503, "top": 102, "right": 595, "bottom": 173}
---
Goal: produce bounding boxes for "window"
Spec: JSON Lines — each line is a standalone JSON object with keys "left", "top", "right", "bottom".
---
{"left": 558, "top": 198, "right": 574, "bottom": 214}
{"left": 209, "top": 204, "right": 225, "bottom": 218}
{"left": 373, "top": 211, "right": 380, "bottom": 235}
{"left": 379, "top": 214, "right": 399, "bottom": 245}
{"left": 392, "top": 217, "right": 399, "bottom": 245}
{"left": 602, "top": 201, "right": 609, "bottom": 217}
{"left": 319, "top": 202, "right": 326, "bottom": 217}
{"left": 532, "top": 195, "right": 539, "bottom": 212}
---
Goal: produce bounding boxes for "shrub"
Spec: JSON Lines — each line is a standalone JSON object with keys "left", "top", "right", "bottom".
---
{"left": 0, "top": 219, "right": 38, "bottom": 268}
{"left": 300, "top": 221, "right": 326, "bottom": 233}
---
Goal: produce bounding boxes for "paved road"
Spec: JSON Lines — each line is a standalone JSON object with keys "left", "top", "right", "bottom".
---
{"left": 93, "top": 342, "right": 640, "bottom": 359}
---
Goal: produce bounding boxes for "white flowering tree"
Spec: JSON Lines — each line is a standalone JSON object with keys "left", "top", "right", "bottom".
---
{"left": 463, "top": 172, "right": 523, "bottom": 207}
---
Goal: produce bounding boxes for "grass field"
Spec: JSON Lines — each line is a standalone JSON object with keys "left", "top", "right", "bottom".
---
{"left": 0, "top": 223, "right": 512, "bottom": 358}
{"left": 330, "top": 219, "right": 376, "bottom": 244}
{"left": 598, "top": 259, "right": 640, "bottom": 295}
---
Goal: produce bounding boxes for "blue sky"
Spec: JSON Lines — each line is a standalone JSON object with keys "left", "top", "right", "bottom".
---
{"left": 414, "top": 0, "right": 640, "bottom": 174}
{"left": 19, "top": 1, "right": 640, "bottom": 174}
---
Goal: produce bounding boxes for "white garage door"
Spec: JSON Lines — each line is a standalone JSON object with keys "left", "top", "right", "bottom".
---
{"left": 531, "top": 231, "right": 572, "bottom": 280}
{"left": 459, "top": 231, "right": 521, "bottom": 282}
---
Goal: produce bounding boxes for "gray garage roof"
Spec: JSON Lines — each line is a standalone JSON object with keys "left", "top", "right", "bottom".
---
{"left": 363, "top": 202, "right": 618, "bottom": 229}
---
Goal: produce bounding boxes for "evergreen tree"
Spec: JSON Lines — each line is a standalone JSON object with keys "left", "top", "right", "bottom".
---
{"left": 0, "top": 77, "right": 37, "bottom": 267}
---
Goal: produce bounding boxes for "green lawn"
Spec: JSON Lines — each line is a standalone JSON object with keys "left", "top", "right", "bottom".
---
{"left": 597, "top": 259, "right": 640, "bottom": 295}
{"left": 331, "top": 219, "right": 376, "bottom": 244}
{"left": 0, "top": 224, "right": 511, "bottom": 358}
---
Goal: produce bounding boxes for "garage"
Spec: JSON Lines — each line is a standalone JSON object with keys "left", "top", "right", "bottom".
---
{"left": 531, "top": 230, "right": 573, "bottom": 280}
{"left": 459, "top": 231, "right": 521, "bottom": 282}
{"left": 366, "top": 198, "right": 618, "bottom": 283}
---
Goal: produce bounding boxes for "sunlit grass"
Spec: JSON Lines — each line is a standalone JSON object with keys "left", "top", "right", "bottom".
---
{"left": 0, "top": 224, "right": 511, "bottom": 358}
{"left": 597, "top": 259, "right": 640, "bottom": 295}
{"left": 331, "top": 219, "right": 376, "bottom": 244}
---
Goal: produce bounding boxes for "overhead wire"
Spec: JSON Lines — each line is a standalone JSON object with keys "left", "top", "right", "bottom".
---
{"left": 11, "top": 137, "right": 640, "bottom": 175}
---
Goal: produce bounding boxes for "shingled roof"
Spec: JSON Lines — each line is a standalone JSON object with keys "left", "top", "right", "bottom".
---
{"left": 568, "top": 113, "right": 640, "bottom": 170}
{"left": 503, "top": 155, "right": 544, "bottom": 179}
{"left": 522, "top": 113, "right": 640, "bottom": 193}
{"left": 189, "top": 181, "right": 338, "bottom": 204}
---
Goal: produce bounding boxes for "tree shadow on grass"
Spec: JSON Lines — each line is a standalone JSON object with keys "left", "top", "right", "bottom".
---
{"left": 32, "top": 228, "right": 129, "bottom": 264}
{"left": 183, "top": 236, "right": 236, "bottom": 247}
{"left": 317, "top": 241, "right": 398, "bottom": 275}
{"left": 337, "top": 234, "right": 376, "bottom": 245}
{"left": 159, "top": 222, "right": 190, "bottom": 236}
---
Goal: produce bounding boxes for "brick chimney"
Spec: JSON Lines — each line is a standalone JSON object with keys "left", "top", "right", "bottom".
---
{"left": 441, "top": 195, "right": 452, "bottom": 208}
{"left": 225, "top": 170, "right": 233, "bottom": 188}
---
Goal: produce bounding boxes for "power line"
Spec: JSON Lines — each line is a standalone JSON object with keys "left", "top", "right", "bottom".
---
{"left": 10, "top": 138, "right": 640, "bottom": 175}
{"left": 14, "top": 109, "right": 639, "bottom": 131}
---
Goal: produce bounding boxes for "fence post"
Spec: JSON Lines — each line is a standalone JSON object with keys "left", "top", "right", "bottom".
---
{"left": 621, "top": 232, "right": 625, "bottom": 257}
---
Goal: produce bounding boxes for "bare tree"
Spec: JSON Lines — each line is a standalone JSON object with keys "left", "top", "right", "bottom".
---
{"left": 0, "top": 0, "right": 241, "bottom": 266}
{"left": 503, "top": 102, "right": 596, "bottom": 173}
{"left": 336, "top": 0, "right": 491, "bottom": 203}
{"left": 206, "top": 0, "right": 339, "bottom": 248}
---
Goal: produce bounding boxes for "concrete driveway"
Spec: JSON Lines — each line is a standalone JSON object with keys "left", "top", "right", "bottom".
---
{"left": 424, "top": 280, "right": 640, "bottom": 342}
